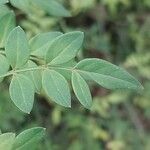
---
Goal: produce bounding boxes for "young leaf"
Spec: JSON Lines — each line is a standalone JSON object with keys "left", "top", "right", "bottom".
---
{"left": 0, "top": 11, "right": 16, "bottom": 47}
{"left": 0, "top": 133, "right": 15, "bottom": 150}
{"left": 33, "top": 0, "right": 71, "bottom": 17}
{"left": 46, "top": 31, "right": 84, "bottom": 65}
{"left": 9, "top": 74, "right": 35, "bottom": 113}
{"left": 5, "top": 26, "right": 30, "bottom": 69}
{"left": 72, "top": 71, "right": 92, "bottom": 109}
{"left": 23, "top": 60, "right": 42, "bottom": 93}
{"left": 75, "top": 58, "right": 143, "bottom": 90}
{"left": 29, "top": 32, "right": 62, "bottom": 58}
{"left": 42, "top": 69, "right": 71, "bottom": 107}
{"left": 0, "top": 54, "right": 10, "bottom": 83}
{"left": 12, "top": 127, "right": 45, "bottom": 150}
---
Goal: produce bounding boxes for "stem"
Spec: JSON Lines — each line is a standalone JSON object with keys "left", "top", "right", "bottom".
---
{"left": 0, "top": 51, "right": 84, "bottom": 79}
{"left": 0, "top": 66, "right": 44, "bottom": 79}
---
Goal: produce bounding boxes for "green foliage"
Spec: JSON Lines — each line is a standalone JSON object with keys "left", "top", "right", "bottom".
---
{"left": 0, "top": 0, "right": 149, "bottom": 150}
{"left": 5, "top": 26, "right": 29, "bottom": 69}
{"left": 42, "top": 69, "right": 71, "bottom": 107}
{"left": 0, "top": 133, "right": 15, "bottom": 150}
{"left": 0, "top": 127, "right": 45, "bottom": 150}
{"left": 10, "top": 0, "right": 70, "bottom": 17}
{"left": 0, "top": 11, "right": 15, "bottom": 47}
{"left": 0, "top": 25, "right": 142, "bottom": 113}
{"left": 9, "top": 74, "right": 35, "bottom": 114}
{"left": 0, "top": 0, "right": 8, "bottom": 5}
{"left": 72, "top": 71, "right": 92, "bottom": 108}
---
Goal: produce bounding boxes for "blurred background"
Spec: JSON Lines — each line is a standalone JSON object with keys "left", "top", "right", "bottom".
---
{"left": 0, "top": 0, "right": 150, "bottom": 149}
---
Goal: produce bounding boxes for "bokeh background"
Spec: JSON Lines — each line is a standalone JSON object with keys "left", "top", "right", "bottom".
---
{"left": 0, "top": 0, "right": 150, "bottom": 149}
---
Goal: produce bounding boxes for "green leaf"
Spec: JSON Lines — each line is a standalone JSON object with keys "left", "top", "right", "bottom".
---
{"left": 23, "top": 61, "right": 42, "bottom": 93}
{"left": 46, "top": 31, "right": 84, "bottom": 65}
{"left": 9, "top": 74, "right": 35, "bottom": 113}
{"left": 29, "top": 32, "right": 62, "bottom": 58}
{"left": 0, "top": 133, "right": 15, "bottom": 150}
{"left": 5, "top": 26, "right": 30, "bottom": 69}
{"left": 0, "top": 54, "right": 10, "bottom": 83}
{"left": 0, "top": 5, "right": 10, "bottom": 18}
{"left": 42, "top": 69, "right": 71, "bottom": 107}
{"left": 34, "top": 0, "right": 71, "bottom": 17}
{"left": 0, "top": 11, "right": 16, "bottom": 47}
{"left": 75, "top": 58, "right": 143, "bottom": 90}
{"left": 10, "top": 0, "right": 33, "bottom": 13}
{"left": 72, "top": 71, "right": 92, "bottom": 109}
{"left": 53, "top": 59, "right": 77, "bottom": 80}
{"left": 12, "top": 127, "right": 45, "bottom": 150}
{"left": 0, "top": 0, "right": 9, "bottom": 5}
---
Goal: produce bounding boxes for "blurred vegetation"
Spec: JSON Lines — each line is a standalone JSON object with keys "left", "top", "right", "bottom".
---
{"left": 0, "top": 0, "right": 150, "bottom": 149}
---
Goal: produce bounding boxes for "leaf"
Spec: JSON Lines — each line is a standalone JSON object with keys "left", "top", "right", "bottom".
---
{"left": 75, "top": 58, "right": 143, "bottom": 90}
{"left": 10, "top": 0, "right": 33, "bottom": 13}
{"left": 0, "top": 11, "right": 16, "bottom": 47}
{"left": 33, "top": 0, "right": 71, "bottom": 17}
{"left": 53, "top": 59, "right": 77, "bottom": 80}
{"left": 42, "top": 69, "right": 71, "bottom": 107}
{"left": 12, "top": 127, "right": 45, "bottom": 150}
{"left": 5, "top": 26, "right": 30, "bottom": 69}
{"left": 0, "top": 54, "right": 10, "bottom": 83}
{"left": 29, "top": 32, "right": 62, "bottom": 58}
{"left": 0, "top": 0, "right": 9, "bottom": 5}
{"left": 71, "top": 71, "right": 92, "bottom": 109}
{"left": 0, "top": 5, "right": 10, "bottom": 18}
{"left": 0, "top": 133, "right": 15, "bottom": 150}
{"left": 46, "top": 31, "right": 84, "bottom": 65}
{"left": 23, "top": 61, "right": 42, "bottom": 93}
{"left": 9, "top": 74, "right": 35, "bottom": 113}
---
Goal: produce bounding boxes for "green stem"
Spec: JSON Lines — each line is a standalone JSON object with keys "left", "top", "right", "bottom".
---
{"left": 0, "top": 66, "right": 44, "bottom": 79}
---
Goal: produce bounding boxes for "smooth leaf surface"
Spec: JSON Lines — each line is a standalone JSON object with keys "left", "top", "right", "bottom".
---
{"left": 23, "top": 61, "right": 42, "bottom": 93}
{"left": 0, "top": 0, "right": 8, "bottom": 5}
{"left": 0, "top": 11, "right": 16, "bottom": 47}
{"left": 42, "top": 69, "right": 71, "bottom": 107}
{"left": 12, "top": 127, "right": 45, "bottom": 150}
{"left": 5, "top": 26, "right": 30, "bottom": 69}
{"left": 46, "top": 31, "right": 84, "bottom": 65}
{"left": 9, "top": 74, "right": 35, "bottom": 113}
{"left": 75, "top": 58, "right": 143, "bottom": 90}
{"left": 29, "top": 32, "right": 62, "bottom": 58}
{"left": 72, "top": 71, "right": 92, "bottom": 109}
{"left": 33, "top": 0, "right": 71, "bottom": 17}
{"left": 10, "top": 0, "right": 33, "bottom": 13}
{"left": 0, "top": 54, "right": 10, "bottom": 82}
{"left": 0, "top": 133, "right": 15, "bottom": 150}
{"left": 0, "top": 5, "right": 10, "bottom": 17}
